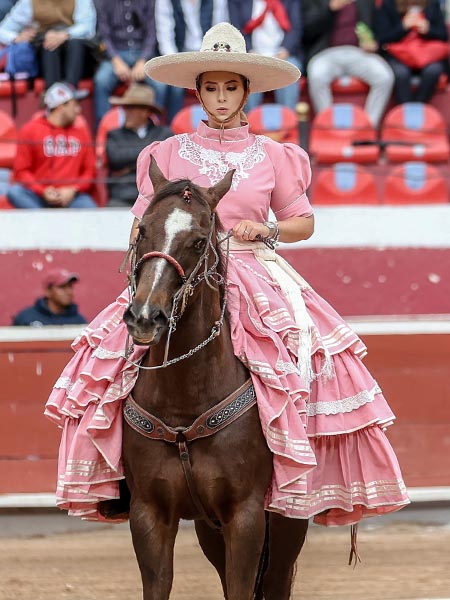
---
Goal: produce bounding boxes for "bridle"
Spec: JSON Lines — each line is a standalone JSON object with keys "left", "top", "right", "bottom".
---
{"left": 122, "top": 211, "right": 233, "bottom": 370}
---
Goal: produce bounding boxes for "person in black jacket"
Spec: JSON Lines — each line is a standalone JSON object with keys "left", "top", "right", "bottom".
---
{"left": 13, "top": 268, "right": 86, "bottom": 326}
{"left": 106, "top": 84, "right": 172, "bottom": 207}
{"left": 302, "top": 0, "right": 394, "bottom": 126}
{"left": 228, "top": 0, "right": 303, "bottom": 110}
{"left": 374, "top": 0, "right": 448, "bottom": 103}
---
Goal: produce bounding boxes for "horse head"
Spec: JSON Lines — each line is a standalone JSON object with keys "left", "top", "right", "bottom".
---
{"left": 123, "top": 157, "right": 234, "bottom": 346}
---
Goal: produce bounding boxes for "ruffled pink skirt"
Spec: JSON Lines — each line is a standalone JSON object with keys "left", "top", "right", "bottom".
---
{"left": 45, "top": 252, "right": 409, "bottom": 524}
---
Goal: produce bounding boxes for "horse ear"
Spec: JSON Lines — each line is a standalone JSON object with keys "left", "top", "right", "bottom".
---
{"left": 148, "top": 156, "right": 169, "bottom": 193}
{"left": 206, "top": 169, "right": 235, "bottom": 209}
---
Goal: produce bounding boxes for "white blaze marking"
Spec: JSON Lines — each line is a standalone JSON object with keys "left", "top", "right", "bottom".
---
{"left": 140, "top": 207, "right": 193, "bottom": 319}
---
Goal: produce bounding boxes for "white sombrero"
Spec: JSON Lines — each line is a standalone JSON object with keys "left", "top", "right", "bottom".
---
{"left": 144, "top": 22, "right": 301, "bottom": 94}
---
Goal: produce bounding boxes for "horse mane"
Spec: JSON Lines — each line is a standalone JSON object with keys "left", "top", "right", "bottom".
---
{"left": 151, "top": 179, "right": 210, "bottom": 210}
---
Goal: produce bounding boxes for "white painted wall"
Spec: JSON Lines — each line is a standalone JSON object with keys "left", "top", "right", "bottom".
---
{"left": 1, "top": 205, "right": 450, "bottom": 250}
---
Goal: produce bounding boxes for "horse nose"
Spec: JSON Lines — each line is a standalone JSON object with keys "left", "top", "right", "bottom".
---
{"left": 124, "top": 302, "right": 167, "bottom": 327}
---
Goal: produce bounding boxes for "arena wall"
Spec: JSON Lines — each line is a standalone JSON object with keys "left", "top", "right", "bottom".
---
{"left": 0, "top": 207, "right": 449, "bottom": 501}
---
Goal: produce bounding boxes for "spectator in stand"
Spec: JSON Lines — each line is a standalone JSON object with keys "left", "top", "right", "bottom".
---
{"left": 13, "top": 268, "right": 86, "bottom": 326}
{"left": 0, "top": 1, "right": 17, "bottom": 21}
{"left": 228, "top": 0, "right": 303, "bottom": 111}
{"left": 106, "top": 84, "right": 172, "bottom": 207}
{"left": 93, "top": 0, "right": 157, "bottom": 127}
{"left": 302, "top": 0, "right": 394, "bottom": 127}
{"left": 153, "top": 0, "right": 229, "bottom": 123}
{"left": 7, "top": 82, "right": 96, "bottom": 209}
{"left": 374, "top": 0, "right": 448, "bottom": 104}
{"left": 0, "top": 0, "right": 96, "bottom": 89}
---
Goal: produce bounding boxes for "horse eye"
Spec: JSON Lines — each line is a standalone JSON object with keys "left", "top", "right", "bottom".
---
{"left": 193, "top": 238, "right": 206, "bottom": 252}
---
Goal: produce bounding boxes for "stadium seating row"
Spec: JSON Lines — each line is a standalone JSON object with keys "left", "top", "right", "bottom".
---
{"left": 1, "top": 161, "right": 446, "bottom": 209}
{"left": 312, "top": 162, "right": 449, "bottom": 205}
{"left": 310, "top": 102, "right": 450, "bottom": 164}
{"left": 1, "top": 100, "right": 450, "bottom": 208}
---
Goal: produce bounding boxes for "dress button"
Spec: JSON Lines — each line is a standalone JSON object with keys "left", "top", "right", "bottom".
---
{"left": 127, "top": 25, "right": 134, "bottom": 33}
{"left": 125, "top": 12, "right": 131, "bottom": 19}
{"left": 128, "top": 39, "right": 134, "bottom": 47}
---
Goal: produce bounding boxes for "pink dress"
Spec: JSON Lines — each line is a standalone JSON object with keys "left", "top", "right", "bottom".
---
{"left": 45, "top": 121, "right": 409, "bottom": 524}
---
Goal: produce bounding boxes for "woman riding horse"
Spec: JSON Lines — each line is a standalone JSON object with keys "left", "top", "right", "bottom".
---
{"left": 45, "top": 21, "right": 409, "bottom": 597}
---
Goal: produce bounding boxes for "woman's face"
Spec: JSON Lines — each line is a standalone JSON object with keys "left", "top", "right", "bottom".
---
{"left": 197, "top": 71, "right": 246, "bottom": 128}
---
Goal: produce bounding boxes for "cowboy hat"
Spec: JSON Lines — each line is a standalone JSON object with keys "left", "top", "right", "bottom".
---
{"left": 109, "top": 84, "right": 163, "bottom": 115}
{"left": 144, "top": 22, "right": 300, "bottom": 94}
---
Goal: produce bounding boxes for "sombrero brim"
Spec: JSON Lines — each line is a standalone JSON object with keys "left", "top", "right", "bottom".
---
{"left": 144, "top": 52, "right": 301, "bottom": 94}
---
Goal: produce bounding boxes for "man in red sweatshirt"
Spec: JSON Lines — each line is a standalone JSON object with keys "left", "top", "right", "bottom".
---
{"left": 7, "top": 82, "right": 97, "bottom": 209}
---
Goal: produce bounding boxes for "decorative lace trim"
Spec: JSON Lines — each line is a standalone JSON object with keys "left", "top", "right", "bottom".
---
{"left": 281, "top": 479, "right": 409, "bottom": 510}
{"left": 267, "top": 425, "right": 316, "bottom": 459}
{"left": 92, "top": 347, "right": 126, "bottom": 360}
{"left": 54, "top": 376, "right": 74, "bottom": 391}
{"left": 276, "top": 360, "right": 300, "bottom": 375}
{"left": 231, "top": 257, "right": 278, "bottom": 286}
{"left": 177, "top": 133, "right": 266, "bottom": 190}
{"left": 307, "top": 384, "right": 381, "bottom": 417}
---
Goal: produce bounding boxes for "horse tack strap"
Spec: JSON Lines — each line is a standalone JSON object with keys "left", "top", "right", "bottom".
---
{"left": 123, "top": 378, "right": 256, "bottom": 443}
{"left": 123, "top": 378, "right": 256, "bottom": 531}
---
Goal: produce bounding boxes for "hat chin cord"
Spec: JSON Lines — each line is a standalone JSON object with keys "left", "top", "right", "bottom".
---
{"left": 197, "top": 89, "right": 250, "bottom": 142}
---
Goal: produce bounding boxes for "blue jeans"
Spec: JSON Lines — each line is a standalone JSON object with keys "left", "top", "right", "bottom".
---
{"left": 245, "top": 55, "right": 302, "bottom": 112}
{"left": 7, "top": 184, "right": 96, "bottom": 209}
{"left": 94, "top": 49, "right": 156, "bottom": 126}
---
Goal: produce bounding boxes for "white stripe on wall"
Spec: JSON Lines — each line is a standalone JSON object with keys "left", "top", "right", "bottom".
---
{"left": 1, "top": 206, "right": 450, "bottom": 250}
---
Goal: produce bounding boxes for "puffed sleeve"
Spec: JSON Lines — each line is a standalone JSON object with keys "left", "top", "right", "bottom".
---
{"left": 131, "top": 140, "right": 170, "bottom": 220}
{"left": 268, "top": 142, "right": 313, "bottom": 219}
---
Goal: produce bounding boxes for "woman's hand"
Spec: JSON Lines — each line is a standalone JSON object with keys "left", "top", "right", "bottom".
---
{"left": 14, "top": 27, "right": 36, "bottom": 43}
{"left": 112, "top": 56, "right": 132, "bottom": 82}
{"left": 232, "top": 220, "right": 270, "bottom": 242}
{"left": 329, "top": 0, "right": 354, "bottom": 11}
{"left": 131, "top": 59, "right": 146, "bottom": 81}
{"left": 43, "top": 30, "right": 69, "bottom": 51}
{"left": 417, "top": 18, "right": 430, "bottom": 35}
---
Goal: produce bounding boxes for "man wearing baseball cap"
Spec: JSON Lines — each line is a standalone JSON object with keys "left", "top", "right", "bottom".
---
{"left": 12, "top": 268, "right": 87, "bottom": 326}
{"left": 7, "top": 82, "right": 97, "bottom": 209}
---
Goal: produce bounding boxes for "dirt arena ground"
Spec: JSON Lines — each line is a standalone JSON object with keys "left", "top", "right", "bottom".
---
{"left": 0, "top": 513, "right": 449, "bottom": 600}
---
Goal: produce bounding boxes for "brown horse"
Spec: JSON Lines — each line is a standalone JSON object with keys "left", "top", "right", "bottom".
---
{"left": 122, "top": 157, "right": 308, "bottom": 600}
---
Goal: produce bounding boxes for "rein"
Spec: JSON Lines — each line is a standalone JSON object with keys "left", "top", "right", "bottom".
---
{"left": 122, "top": 213, "right": 232, "bottom": 370}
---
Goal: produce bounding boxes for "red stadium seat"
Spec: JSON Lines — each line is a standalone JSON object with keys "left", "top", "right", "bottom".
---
{"left": 0, "top": 78, "right": 28, "bottom": 98}
{"left": 309, "top": 104, "right": 380, "bottom": 164}
{"left": 331, "top": 76, "right": 369, "bottom": 95}
{"left": 383, "top": 162, "right": 448, "bottom": 204}
{"left": 247, "top": 103, "right": 299, "bottom": 144}
{"left": 0, "top": 109, "right": 17, "bottom": 168}
{"left": 95, "top": 106, "right": 125, "bottom": 166}
{"left": 171, "top": 104, "right": 205, "bottom": 134}
{"left": 312, "top": 163, "right": 379, "bottom": 205}
{"left": 0, "top": 194, "right": 13, "bottom": 209}
{"left": 381, "top": 103, "right": 450, "bottom": 163}
{"left": 94, "top": 107, "right": 126, "bottom": 207}
{"left": 33, "top": 78, "right": 94, "bottom": 96}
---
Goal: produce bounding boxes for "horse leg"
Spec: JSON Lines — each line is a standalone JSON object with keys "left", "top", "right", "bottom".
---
{"left": 194, "top": 520, "right": 228, "bottom": 598}
{"left": 222, "top": 505, "right": 267, "bottom": 600}
{"left": 263, "top": 514, "right": 309, "bottom": 600}
{"left": 129, "top": 500, "right": 179, "bottom": 600}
